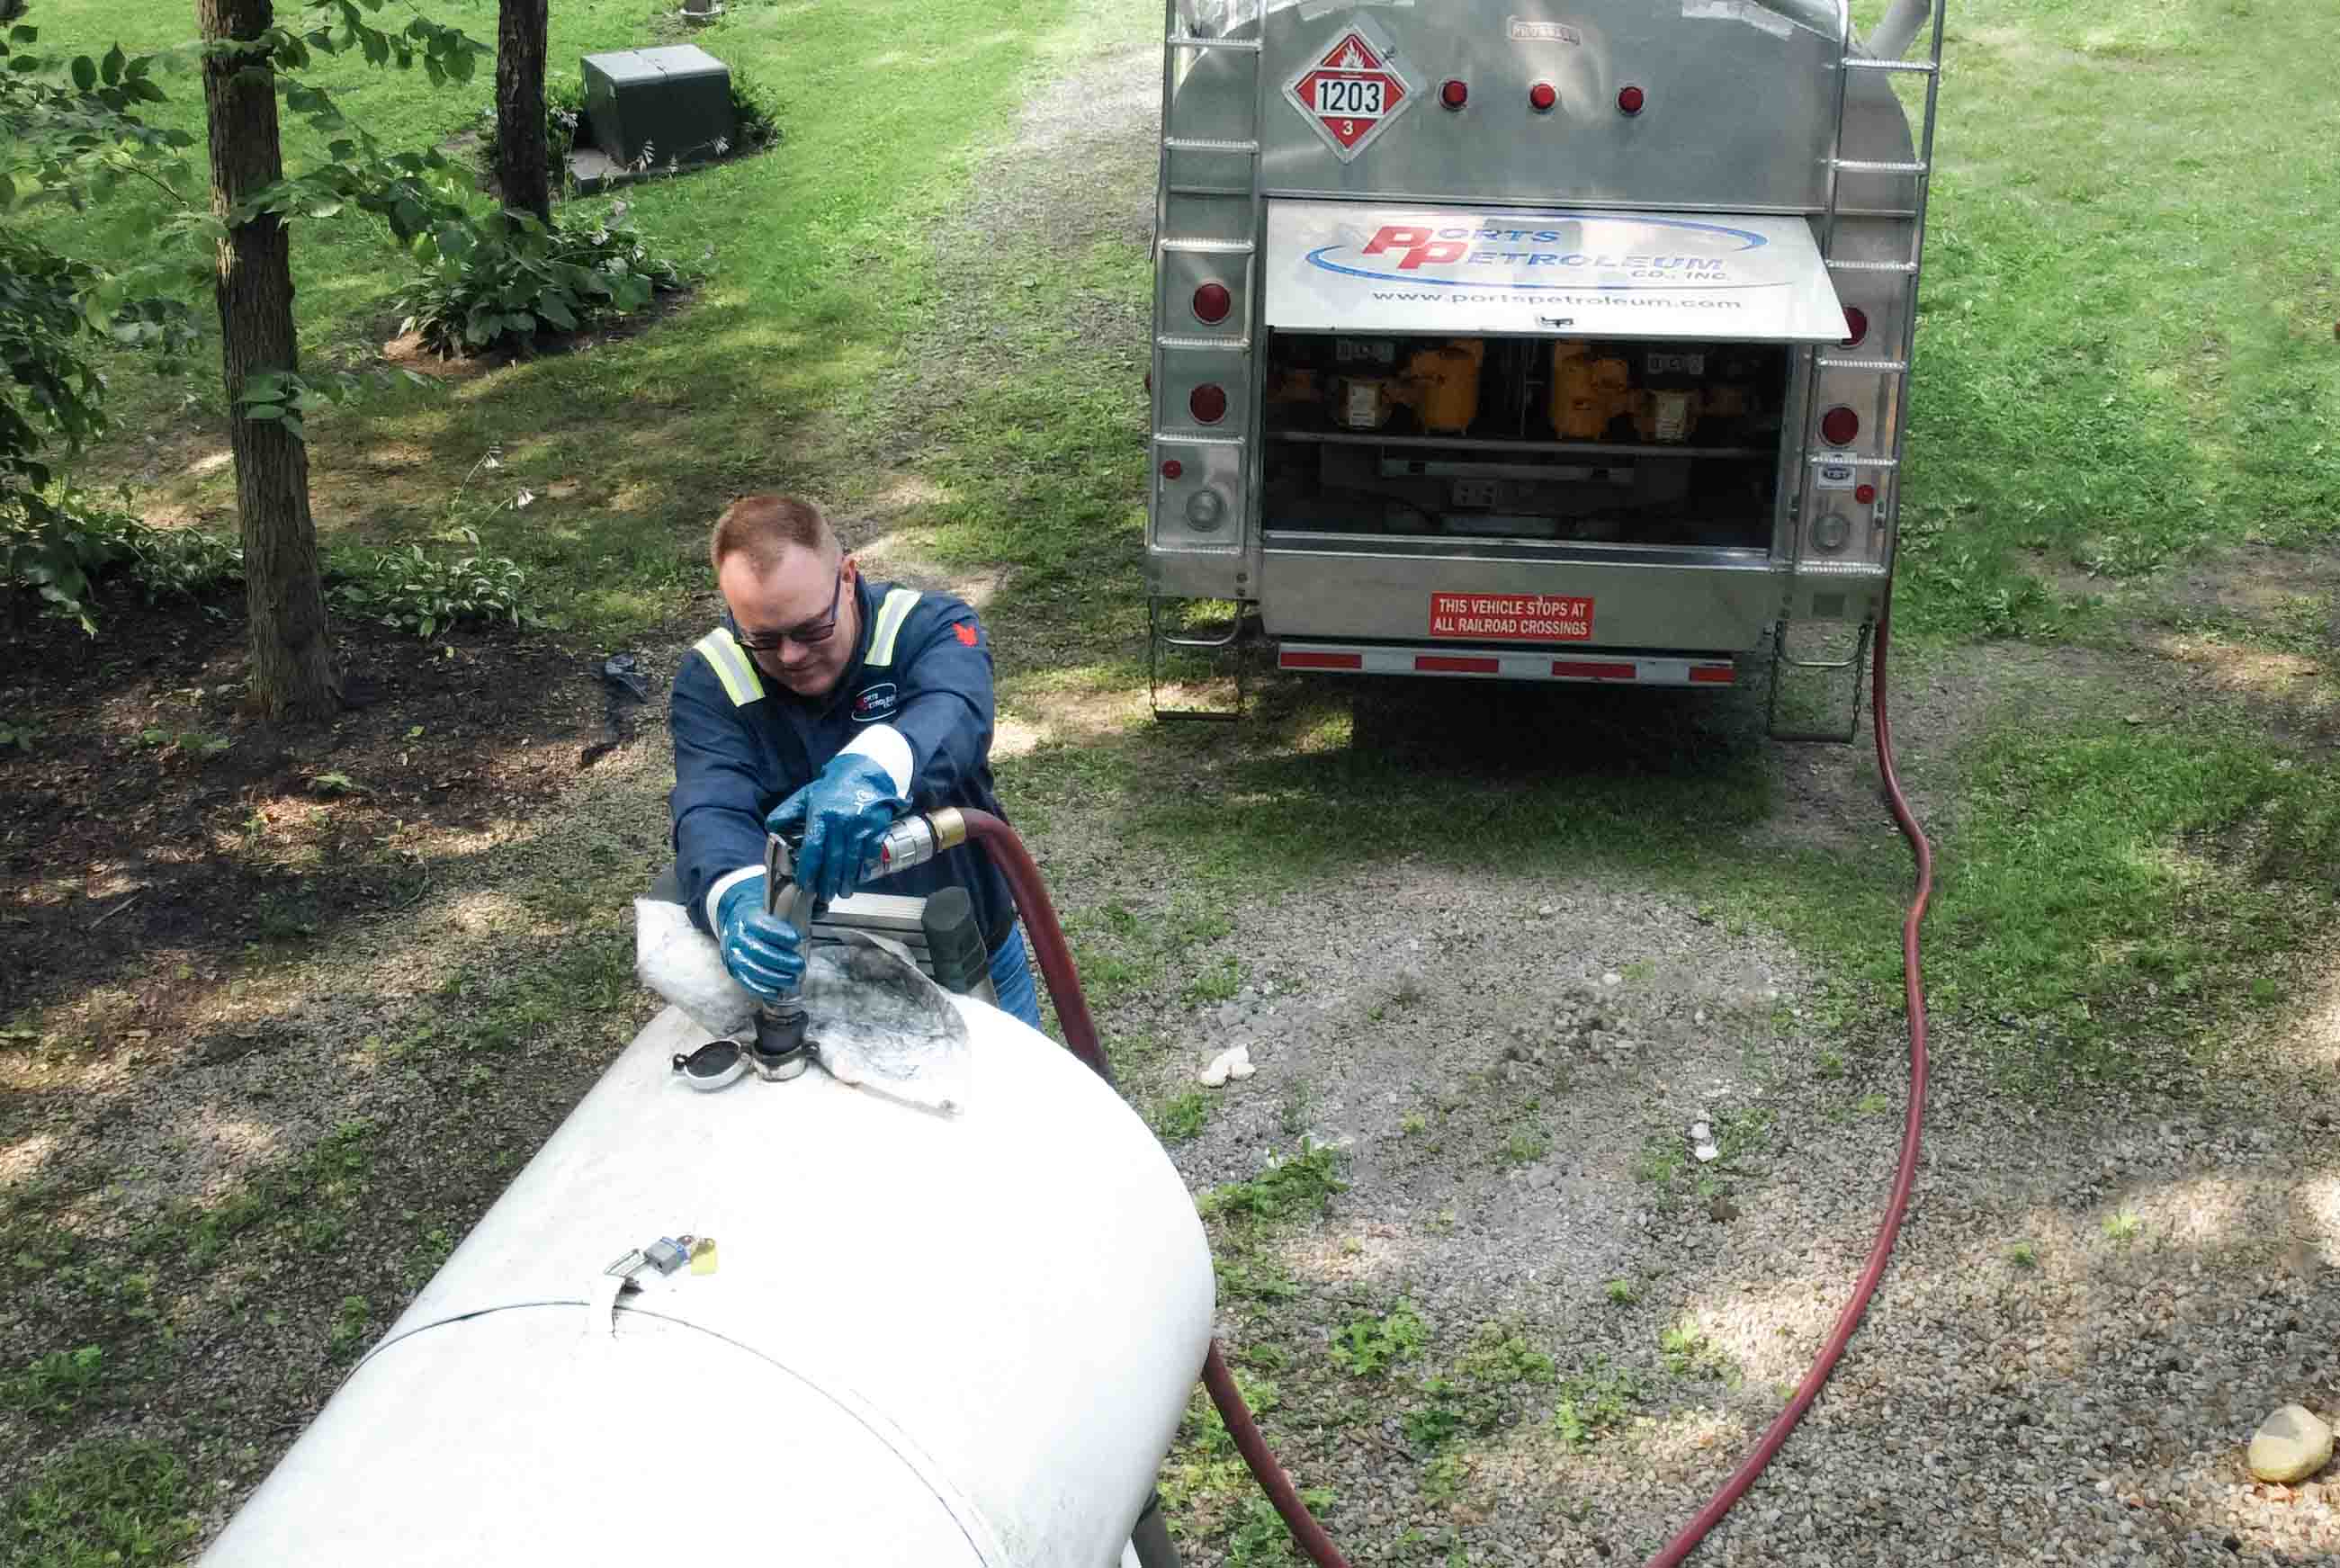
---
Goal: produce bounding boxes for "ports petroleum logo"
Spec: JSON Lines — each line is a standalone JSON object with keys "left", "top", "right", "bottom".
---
{"left": 1306, "top": 214, "right": 1771, "bottom": 291}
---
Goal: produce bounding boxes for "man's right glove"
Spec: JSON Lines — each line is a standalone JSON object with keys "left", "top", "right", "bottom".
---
{"left": 766, "top": 752, "right": 906, "bottom": 906}
{"left": 714, "top": 872, "right": 804, "bottom": 1004}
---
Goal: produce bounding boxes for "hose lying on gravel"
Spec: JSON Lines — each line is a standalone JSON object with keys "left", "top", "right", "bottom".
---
{"left": 988, "top": 607, "right": 1937, "bottom": 1567}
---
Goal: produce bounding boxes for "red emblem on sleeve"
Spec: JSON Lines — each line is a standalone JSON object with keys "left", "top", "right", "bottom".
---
{"left": 954, "top": 623, "right": 978, "bottom": 646}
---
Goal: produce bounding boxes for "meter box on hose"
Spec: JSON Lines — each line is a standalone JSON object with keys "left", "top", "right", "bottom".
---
{"left": 1146, "top": 0, "right": 1945, "bottom": 738}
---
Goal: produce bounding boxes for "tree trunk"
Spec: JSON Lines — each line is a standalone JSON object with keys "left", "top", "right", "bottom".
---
{"left": 495, "top": 0, "right": 551, "bottom": 225}
{"left": 200, "top": 0, "right": 337, "bottom": 721}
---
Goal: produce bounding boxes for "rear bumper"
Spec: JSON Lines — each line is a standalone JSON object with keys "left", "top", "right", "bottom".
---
{"left": 1256, "top": 533, "right": 1780, "bottom": 654}
{"left": 1278, "top": 642, "right": 1735, "bottom": 686}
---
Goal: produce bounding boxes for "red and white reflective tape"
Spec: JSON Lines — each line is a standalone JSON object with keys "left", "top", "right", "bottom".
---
{"left": 1277, "top": 643, "right": 1735, "bottom": 686}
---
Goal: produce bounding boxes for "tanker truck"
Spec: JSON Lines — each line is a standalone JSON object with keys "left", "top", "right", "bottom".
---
{"left": 1145, "top": 0, "right": 1944, "bottom": 739}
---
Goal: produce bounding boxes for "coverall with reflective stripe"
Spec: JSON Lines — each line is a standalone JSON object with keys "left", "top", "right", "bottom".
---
{"left": 668, "top": 576, "right": 1016, "bottom": 962}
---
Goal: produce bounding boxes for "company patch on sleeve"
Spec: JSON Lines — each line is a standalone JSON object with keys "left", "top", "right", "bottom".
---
{"left": 850, "top": 682, "right": 899, "bottom": 723}
{"left": 954, "top": 623, "right": 979, "bottom": 646}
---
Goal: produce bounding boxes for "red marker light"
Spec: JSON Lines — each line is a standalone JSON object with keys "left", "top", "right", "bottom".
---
{"left": 1618, "top": 85, "right": 1645, "bottom": 114}
{"left": 1529, "top": 82, "right": 1556, "bottom": 112}
{"left": 1191, "top": 282, "right": 1231, "bottom": 324}
{"left": 1440, "top": 78, "right": 1468, "bottom": 110}
{"left": 1189, "top": 384, "right": 1228, "bottom": 425}
{"left": 1841, "top": 306, "right": 1869, "bottom": 347}
{"left": 1161, "top": 459, "right": 1183, "bottom": 480}
{"left": 1820, "top": 406, "right": 1860, "bottom": 446}
{"left": 1854, "top": 482, "right": 1877, "bottom": 505}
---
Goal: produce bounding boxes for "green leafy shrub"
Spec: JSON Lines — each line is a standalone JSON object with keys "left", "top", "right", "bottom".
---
{"left": 129, "top": 524, "right": 244, "bottom": 601}
{"left": 726, "top": 64, "right": 783, "bottom": 154}
{"left": 327, "top": 530, "right": 539, "bottom": 638}
{"left": 396, "top": 209, "right": 690, "bottom": 357}
{"left": 2, "top": 490, "right": 143, "bottom": 630}
{"left": 4, "top": 487, "right": 246, "bottom": 630}
{"left": 473, "top": 74, "right": 588, "bottom": 188}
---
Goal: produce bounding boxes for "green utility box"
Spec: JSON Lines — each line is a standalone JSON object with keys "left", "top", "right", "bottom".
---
{"left": 579, "top": 45, "right": 733, "bottom": 170}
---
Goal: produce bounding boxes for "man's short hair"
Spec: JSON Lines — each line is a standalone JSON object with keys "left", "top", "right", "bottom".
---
{"left": 709, "top": 494, "right": 839, "bottom": 575}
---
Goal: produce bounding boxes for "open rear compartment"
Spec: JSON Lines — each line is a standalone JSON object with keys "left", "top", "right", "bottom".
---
{"left": 1240, "top": 202, "right": 1858, "bottom": 660}
{"left": 1260, "top": 332, "right": 1790, "bottom": 551}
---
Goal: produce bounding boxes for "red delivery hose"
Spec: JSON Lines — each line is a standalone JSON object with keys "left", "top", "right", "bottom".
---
{"left": 1637, "top": 613, "right": 1933, "bottom": 1566}
{"left": 969, "top": 607, "right": 1935, "bottom": 1567}
{"left": 958, "top": 809, "right": 1114, "bottom": 1086}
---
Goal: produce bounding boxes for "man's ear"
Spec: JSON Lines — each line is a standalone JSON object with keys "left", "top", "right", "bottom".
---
{"left": 839, "top": 552, "right": 859, "bottom": 586}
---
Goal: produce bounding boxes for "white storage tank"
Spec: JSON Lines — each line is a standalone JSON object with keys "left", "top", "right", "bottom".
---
{"left": 200, "top": 997, "right": 1216, "bottom": 1566}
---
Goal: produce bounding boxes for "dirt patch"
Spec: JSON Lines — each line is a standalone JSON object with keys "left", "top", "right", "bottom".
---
{"left": 2164, "top": 540, "right": 2340, "bottom": 641}
{"left": 0, "top": 594, "right": 621, "bottom": 1047}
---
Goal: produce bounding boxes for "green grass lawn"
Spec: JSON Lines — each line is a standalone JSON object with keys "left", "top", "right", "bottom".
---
{"left": 35, "top": 0, "right": 1079, "bottom": 637}
{"left": 31, "top": 0, "right": 2340, "bottom": 1080}
{"left": 1895, "top": 0, "right": 2340, "bottom": 639}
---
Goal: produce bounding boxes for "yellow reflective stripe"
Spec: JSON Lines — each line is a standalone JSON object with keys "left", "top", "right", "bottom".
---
{"left": 865, "top": 587, "right": 922, "bottom": 668}
{"left": 694, "top": 627, "right": 764, "bottom": 706}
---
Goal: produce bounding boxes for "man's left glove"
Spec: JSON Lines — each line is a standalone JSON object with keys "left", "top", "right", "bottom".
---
{"left": 767, "top": 752, "right": 906, "bottom": 905}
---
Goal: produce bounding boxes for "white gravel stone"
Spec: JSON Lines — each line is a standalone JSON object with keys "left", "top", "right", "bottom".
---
{"left": 2247, "top": 1404, "right": 2334, "bottom": 1483}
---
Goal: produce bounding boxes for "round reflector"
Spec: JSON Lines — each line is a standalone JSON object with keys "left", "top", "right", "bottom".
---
{"left": 1186, "top": 490, "right": 1226, "bottom": 531}
{"left": 1529, "top": 83, "right": 1556, "bottom": 112}
{"left": 1841, "top": 307, "right": 1869, "bottom": 347}
{"left": 1813, "top": 512, "right": 1851, "bottom": 553}
{"left": 1854, "top": 482, "right": 1877, "bottom": 505}
{"left": 1618, "top": 85, "right": 1645, "bottom": 114}
{"left": 1819, "top": 405, "right": 1860, "bottom": 446}
{"left": 1190, "top": 383, "right": 1228, "bottom": 425}
{"left": 1440, "top": 78, "right": 1468, "bottom": 110}
{"left": 1161, "top": 459, "right": 1183, "bottom": 480}
{"left": 1192, "top": 282, "right": 1232, "bottom": 324}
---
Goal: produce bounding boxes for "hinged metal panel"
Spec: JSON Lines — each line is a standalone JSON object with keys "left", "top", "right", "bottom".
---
{"left": 1264, "top": 201, "right": 1851, "bottom": 342}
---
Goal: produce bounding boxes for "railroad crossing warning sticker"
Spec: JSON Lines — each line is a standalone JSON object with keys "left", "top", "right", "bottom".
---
{"left": 1284, "top": 19, "right": 1415, "bottom": 162}
{"left": 1430, "top": 592, "right": 1596, "bottom": 642}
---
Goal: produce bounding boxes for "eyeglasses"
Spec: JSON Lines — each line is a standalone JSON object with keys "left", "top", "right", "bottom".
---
{"left": 734, "top": 570, "right": 845, "bottom": 652}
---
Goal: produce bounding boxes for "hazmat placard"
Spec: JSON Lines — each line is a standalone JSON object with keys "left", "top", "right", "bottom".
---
{"left": 1282, "top": 21, "right": 1416, "bottom": 161}
{"left": 1429, "top": 593, "right": 1595, "bottom": 641}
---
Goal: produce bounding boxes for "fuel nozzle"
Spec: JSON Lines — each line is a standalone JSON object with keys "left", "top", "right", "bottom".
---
{"left": 742, "top": 811, "right": 972, "bottom": 1080}
{"left": 749, "top": 831, "right": 813, "bottom": 1080}
{"left": 866, "top": 808, "right": 967, "bottom": 881}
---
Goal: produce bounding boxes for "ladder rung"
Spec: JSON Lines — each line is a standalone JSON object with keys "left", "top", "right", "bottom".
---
{"left": 1824, "top": 258, "right": 1919, "bottom": 273}
{"left": 1167, "top": 34, "right": 1261, "bottom": 52}
{"left": 1815, "top": 356, "right": 1908, "bottom": 372}
{"left": 1154, "top": 431, "right": 1248, "bottom": 448}
{"left": 1844, "top": 57, "right": 1939, "bottom": 74}
{"left": 1167, "top": 184, "right": 1254, "bottom": 199}
{"left": 1832, "top": 157, "right": 1929, "bottom": 174}
{"left": 1807, "top": 453, "right": 1899, "bottom": 469}
{"left": 1164, "top": 136, "right": 1260, "bottom": 154}
{"left": 1156, "top": 334, "right": 1251, "bottom": 352}
{"left": 1159, "top": 237, "right": 1256, "bottom": 255}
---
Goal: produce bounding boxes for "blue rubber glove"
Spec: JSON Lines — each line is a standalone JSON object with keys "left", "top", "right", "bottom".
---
{"left": 714, "top": 872, "right": 805, "bottom": 1004}
{"left": 767, "top": 753, "right": 906, "bottom": 905}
